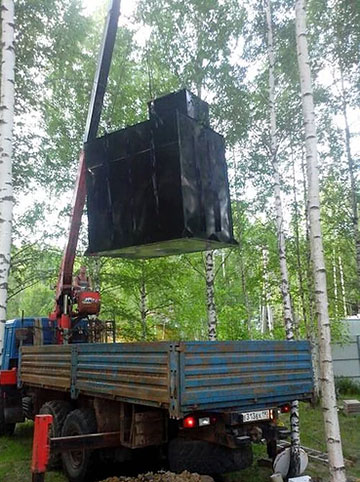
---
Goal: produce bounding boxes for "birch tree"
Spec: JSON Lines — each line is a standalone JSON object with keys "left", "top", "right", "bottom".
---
{"left": 140, "top": 263, "right": 148, "bottom": 340}
{"left": 0, "top": 0, "right": 15, "bottom": 352}
{"left": 205, "top": 250, "right": 217, "bottom": 340}
{"left": 339, "top": 68, "right": 360, "bottom": 311}
{"left": 338, "top": 255, "right": 347, "bottom": 315}
{"left": 261, "top": 246, "right": 273, "bottom": 334}
{"left": 299, "top": 149, "right": 321, "bottom": 400}
{"left": 295, "top": 1, "right": 346, "bottom": 480}
{"left": 264, "top": 0, "right": 300, "bottom": 474}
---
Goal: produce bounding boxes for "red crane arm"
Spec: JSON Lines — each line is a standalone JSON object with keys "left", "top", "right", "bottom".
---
{"left": 55, "top": 151, "right": 86, "bottom": 302}
{"left": 51, "top": 0, "right": 121, "bottom": 332}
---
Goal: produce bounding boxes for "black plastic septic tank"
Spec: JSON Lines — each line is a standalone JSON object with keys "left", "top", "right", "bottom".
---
{"left": 84, "top": 89, "right": 237, "bottom": 259}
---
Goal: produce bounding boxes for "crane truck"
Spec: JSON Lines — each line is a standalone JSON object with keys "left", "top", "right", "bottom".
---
{"left": 0, "top": 1, "right": 314, "bottom": 481}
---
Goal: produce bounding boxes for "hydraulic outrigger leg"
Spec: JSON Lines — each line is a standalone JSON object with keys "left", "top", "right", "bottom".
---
{"left": 31, "top": 415, "right": 121, "bottom": 482}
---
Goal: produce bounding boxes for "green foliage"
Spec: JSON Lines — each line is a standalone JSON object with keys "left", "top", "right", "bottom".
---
{"left": 13, "top": 0, "right": 91, "bottom": 191}
{"left": 100, "top": 256, "right": 187, "bottom": 341}
{"left": 7, "top": 244, "right": 61, "bottom": 319}
{"left": 335, "top": 377, "right": 360, "bottom": 397}
{"left": 137, "top": 0, "right": 250, "bottom": 144}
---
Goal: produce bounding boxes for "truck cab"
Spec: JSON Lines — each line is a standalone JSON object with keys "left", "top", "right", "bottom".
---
{"left": 1, "top": 318, "right": 55, "bottom": 371}
{"left": 1, "top": 317, "right": 97, "bottom": 372}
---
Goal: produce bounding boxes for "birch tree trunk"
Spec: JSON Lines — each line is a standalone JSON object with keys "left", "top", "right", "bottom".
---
{"left": 206, "top": 250, "right": 217, "bottom": 341}
{"left": 301, "top": 148, "right": 321, "bottom": 401}
{"left": 221, "top": 251, "right": 226, "bottom": 278}
{"left": 140, "top": 274, "right": 147, "bottom": 340}
{"left": 196, "top": 85, "right": 218, "bottom": 342}
{"left": 261, "top": 247, "right": 273, "bottom": 334}
{"left": 339, "top": 67, "right": 360, "bottom": 312}
{"left": 264, "top": 0, "right": 300, "bottom": 475}
{"left": 293, "top": 150, "right": 321, "bottom": 401}
{"left": 0, "top": 0, "right": 15, "bottom": 353}
{"left": 239, "top": 249, "right": 251, "bottom": 329}
{"left": 238, "top": 208, "right": 251, "bottom": 329}
{"left": 292, "top": 152, "right": 308, "bottom": 336}
{"left": 338, "top": 256, "right": 347, "bottom": 316}
{"left": 332, "top": 249, "right": 338, "bottom": 318}
{"left": 295, "top": 1, "right": 346, "bottom": 480}
{"left": 93, "top": 257, "right": 101, "bottom": 292}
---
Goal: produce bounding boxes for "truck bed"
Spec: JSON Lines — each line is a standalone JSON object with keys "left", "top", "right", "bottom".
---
{"left": 19, "top": 340, "right": 313, "bottom": 418}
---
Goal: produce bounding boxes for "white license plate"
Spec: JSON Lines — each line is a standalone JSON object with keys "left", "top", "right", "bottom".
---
{"left": 242, "top": 409, "right": 270, "bottom": 422}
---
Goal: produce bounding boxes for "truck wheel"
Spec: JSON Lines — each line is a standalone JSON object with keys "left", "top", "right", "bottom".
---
{"left": 39, "top": 400, "right": 72, "bottom": 468}
{"left": 22, "top": 396, "right": 34, "bottom": 420}
{"left": 61, "top": 408, "right": 97, "bottom": 482}
{"left": 267, "top": 440, "right": 277, "bottom": 460}
{"left": 0, "top": 397, "right": 15, "bottom": 436}
{"left": 168, "top": 438, "right": 253, "bottom": 475}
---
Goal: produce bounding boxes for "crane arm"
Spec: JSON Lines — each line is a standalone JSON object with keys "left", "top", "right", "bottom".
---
{"left": 53, "top": 0, "right": 121, "bottom": 320}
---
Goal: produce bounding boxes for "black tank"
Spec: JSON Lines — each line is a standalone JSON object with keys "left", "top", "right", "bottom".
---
{"left": 84, "top": 89, "right": 237, "bottom": 258}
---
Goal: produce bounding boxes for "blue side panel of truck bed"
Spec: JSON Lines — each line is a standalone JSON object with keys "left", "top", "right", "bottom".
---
{"left": 20, "top": 339, "right": 313, "bottom": 418}
{"left": 178, "top": 340, "right": 313, "bottom": 413}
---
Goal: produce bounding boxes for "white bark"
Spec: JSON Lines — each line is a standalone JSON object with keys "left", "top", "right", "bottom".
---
{"left": 295, "top": 1, "right": 346, "bottom": 480}
{"left": 261, "top": 247, "right": 273, "bottom": 334}
{"left": 239, "top": 249, "right": 251, "bottom": 328}
{"left": 205, "top": 250, "right": 217, "bottom": 341}
{"left": 197, "top": 83, "right": 218, "bottom": 342}
{"left": 140, "top": 268, "right": 147, "bottom": 340}
{"left": 264, "top": 0, "right": 300, "bottom": 475}
{"left": 221, "top": 250, "right": 226, "bottom": 278}
{"left": 237, "top": 206, "right": 251, "bottom": 328}
{"left": 332, "top": 249, "right": 338, "bottom": 318}
{"left": 265, "top": 0, "right": 294, "bottom": 339}
{"left": 93, "top": 257, "right": 101, "bottom": 292}
{"left": 0, "top": 0, "right": 15, "bottom": 353}
{"left": 338, "top": 256, "right": 347, "bottom": 316}
{"left": 292, "top": 153, "right": 308, "bottom": 335}
{"left": 301, "top": 150, "right": 321, "bottom": 400}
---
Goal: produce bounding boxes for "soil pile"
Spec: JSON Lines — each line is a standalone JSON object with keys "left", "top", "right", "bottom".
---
{"left": 101, "top": 471, "right": 214, "bottom": 482}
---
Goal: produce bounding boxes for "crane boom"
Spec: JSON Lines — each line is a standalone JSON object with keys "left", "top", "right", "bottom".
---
{"left": 84, "top": 0, "right": 121, "bottom": 144}
{"left": 51, "top": 0, "right": 121, "bottom": 341}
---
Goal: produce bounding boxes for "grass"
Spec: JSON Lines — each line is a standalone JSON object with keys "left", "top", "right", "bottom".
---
{"left": 335, "top": 377, "right": 360, "bottom": 397}
{"left": 0, "top": 399, "right": 359, "bottom": 482}
{"left": 0, "top": 422, "right": 66, "bottom": 482}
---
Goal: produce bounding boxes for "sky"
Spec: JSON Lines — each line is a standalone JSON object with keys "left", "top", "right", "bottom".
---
{"left": 83, "top": 0, "right": 137, "bottom": 18}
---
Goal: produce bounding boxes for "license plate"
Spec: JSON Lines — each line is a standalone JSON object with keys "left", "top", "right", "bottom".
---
{"left": 242, "top": 409, "right": 270, "bottom": 422}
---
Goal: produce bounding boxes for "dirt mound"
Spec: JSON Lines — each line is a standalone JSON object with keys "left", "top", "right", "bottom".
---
{"left": 101, "top": 471, "right": 214, "bottom": 482}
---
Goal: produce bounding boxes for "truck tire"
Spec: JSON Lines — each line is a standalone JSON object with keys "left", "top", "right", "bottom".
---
{"left": 22, "top": 396, "right": 34, "bottom": 420}
{"left": 61, "top": 408, "right": 97, "bottom": 482}
{"left": 39, "top": 400, "right": 72, "bottom": 468}
{"left": 0, "top": 396, "right": 15, "bottom": 436}
{"left": 168, "top": 438, "right": 253, "bottom": 475}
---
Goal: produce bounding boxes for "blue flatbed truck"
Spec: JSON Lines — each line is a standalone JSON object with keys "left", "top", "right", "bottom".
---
{"left": 0, "top": 317, "right": 313, "bottom": 481}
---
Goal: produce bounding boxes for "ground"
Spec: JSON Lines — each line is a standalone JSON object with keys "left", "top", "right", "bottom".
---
{"left": 0, "top": 402, "right": 359, "bottom": 482}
